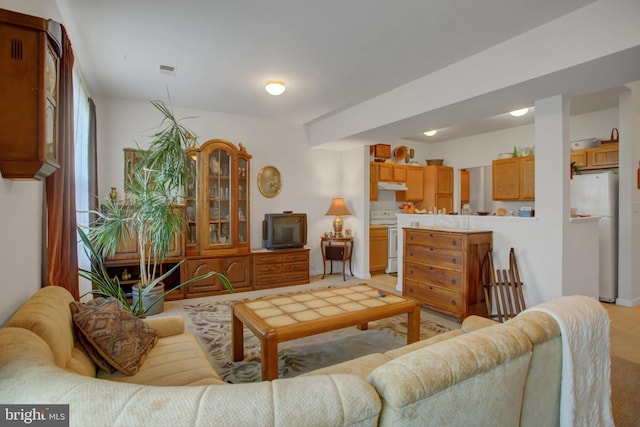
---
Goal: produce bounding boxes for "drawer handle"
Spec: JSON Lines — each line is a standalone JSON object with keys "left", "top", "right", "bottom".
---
{"left": 410, "top": 236, "right": 414, "bottom": 240}
{"left": 429, "top": 233, "right": 434, "bottom": 238}
{"left": 429, "top": 247, "right": 435, "bottom": 252}
{"left": 429, "top": 267, "right": 434, "bottom": 271}
{"left": 409, "top": 269, "right": 414, "bottom": 274}
{"left": 451, "top": 240, "right": 457, "bottom": 246}
{"left": 451, "top": 300, "right": 457, "bottom": 306}
{"left": 409, "top": 287, "right": 414, "bottom": 293}
{"left": 451, "top": 279, "right": 457, "bottom": 285}
{"left": 452, "top": 258, "right": 457, "bottom": 264}
{"left": 410, "top": 251, "right": 414, "bottom": 257}
{"left": 428, "top": 286, "right": 433, "bottom": 291}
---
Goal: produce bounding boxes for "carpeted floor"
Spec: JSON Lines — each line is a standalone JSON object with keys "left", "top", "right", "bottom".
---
{"left": 610, "top": 355, "right": 640, "bottom": 427}
{"left": 161, "top": 280, "right": 459, "bottom": 383}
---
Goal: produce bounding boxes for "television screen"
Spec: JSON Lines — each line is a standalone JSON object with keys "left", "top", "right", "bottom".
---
{"left": 263, "top": 213, "right": 307, "bottom": 249}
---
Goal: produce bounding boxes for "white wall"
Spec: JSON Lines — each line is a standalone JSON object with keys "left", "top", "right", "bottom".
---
{"left": 0, "top": 0, "right": 64, "bottom": 325}
{"left": 94, "top": 97, "right": 353, "bottom": 276}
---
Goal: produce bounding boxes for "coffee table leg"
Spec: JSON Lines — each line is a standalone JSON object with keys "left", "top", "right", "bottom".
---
{"left": 357, "top": 322, "right": 369, "bottom": 331}
{"left": 231, "top": 310, "right": 244, "bottom": 361}
{"left": 407, "top": 303, "right": 421, "bottom": 344}
{"left": 261, "top": 330, "right": 279, "bottom": 381}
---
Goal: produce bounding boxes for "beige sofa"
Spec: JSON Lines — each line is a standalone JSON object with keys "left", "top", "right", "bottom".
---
{"left": 0, "top": 286, "right": 609, "bottom": 426}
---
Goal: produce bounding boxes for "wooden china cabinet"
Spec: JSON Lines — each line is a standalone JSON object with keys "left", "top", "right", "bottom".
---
{"left": 183, "top": 139, "right": 253, "bottom": 296}
{"left": 0, "top": 9, "right": 62, "bottom": 180}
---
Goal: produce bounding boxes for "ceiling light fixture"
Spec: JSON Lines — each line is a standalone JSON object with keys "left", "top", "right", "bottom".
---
{"left": 509, "top": 108, "right": 529, "bottom": 117}
{"left": 265, "top": 80, "right": 286, "bottom": 96}
{"left": 423, "top": 130, "right": 437, "bottom": 137}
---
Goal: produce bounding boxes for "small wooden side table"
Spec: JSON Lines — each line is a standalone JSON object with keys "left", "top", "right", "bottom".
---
{"left": 321, "top": 236, "right": 354, "bottom": 281}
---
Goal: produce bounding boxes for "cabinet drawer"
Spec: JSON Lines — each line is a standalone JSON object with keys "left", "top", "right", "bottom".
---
{"left": 405, "top": 245, "right": 463, "bottom": 270}
{"left": 283, "top": 261, "right": 307, "bottom": 273}
{"left": 404, "top": 279, "right": 463, "bottom": 314}
{"left": 283, "top": 271, "right": 309, "bottom": 282}
{"left": 256, "top": 263, "right": 283, "bottom": 274}
{"left": 255, "top": 254, "right": 284, "bottom": 265}
{"left": 255, "top": 274, "right": 283, "bottom": 286}
{"left": 283, "top": 252, "right": 309, "bottom": 263}
{"left": 405, "top": 231, "right": 462, "bottom": 250}
{"left": 404, "top": 262, "right": 463, "bottom": 291}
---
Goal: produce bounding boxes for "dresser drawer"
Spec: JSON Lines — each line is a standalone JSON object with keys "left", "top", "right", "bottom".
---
{"left": 283, "top": 271, "right": 309, "bottom": 282}
{"left": 255, "top": 274, "right": 283, "bottom": 287}
{"left": 255, "top": 263, "right": 283, "bottom": 275}
{"left": 405, "top": 261, "right": 463, "bottom": 291}
{"left": 283, "top": 261, "right": 308, "bottom": 273}
{"left": 404, "top": 279, "right": 463, "bottom": 315}
{"left": 283, "top": 252, "right": 309, "bottom": 263}
{"left": 405, "top": 230, "right": 462, "bottom": 250}
{"left": 405, "top": 244, "right": 463, "bottom": 270}
{"left": 255, "top": 253, "right": 284, "bottom": 265}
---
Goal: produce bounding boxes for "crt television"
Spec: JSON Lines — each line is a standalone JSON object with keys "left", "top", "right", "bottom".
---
{"left": 262, "top": 212, "right": 307, "bottom": 250}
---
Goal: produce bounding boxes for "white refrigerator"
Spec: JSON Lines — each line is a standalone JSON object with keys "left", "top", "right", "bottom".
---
{"left": 570, "top": 173, "right": 619, "bottom": 302}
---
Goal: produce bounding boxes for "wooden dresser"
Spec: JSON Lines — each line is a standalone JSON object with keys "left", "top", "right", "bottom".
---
{"left": 252, "top": 247, "right": 310, "bottom": 289}
{"left": 403, "top": 228, "right": 492, "bottom": 321}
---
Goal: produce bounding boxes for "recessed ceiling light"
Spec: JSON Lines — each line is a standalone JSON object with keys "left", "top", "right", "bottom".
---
{"left": 509, "top": 108, "right": 529, "bottom": 117}
{"left": 423, "top": 130, "right": 437, "bottom": 137}
{"left": 265, "top": 80, "right": 286, "bottom": 96}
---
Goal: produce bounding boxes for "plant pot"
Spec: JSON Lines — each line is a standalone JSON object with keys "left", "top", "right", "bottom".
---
{"left": 131, "top": 283, "right": 165, "bottom": 316}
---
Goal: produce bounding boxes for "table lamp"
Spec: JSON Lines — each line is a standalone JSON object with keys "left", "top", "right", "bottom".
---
{"left": 325, "top": 198, "right": 351, "bottom": 237}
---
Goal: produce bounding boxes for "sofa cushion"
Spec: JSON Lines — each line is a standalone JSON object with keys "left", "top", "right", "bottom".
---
{"left": 72, "top": 298, "right": 158, "bottom": 375}
{"left": 97, "top": 332, "right": 226, "bottom": 386}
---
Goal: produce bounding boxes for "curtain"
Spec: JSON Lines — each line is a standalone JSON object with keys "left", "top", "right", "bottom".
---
{"left": 45, "top": 26, "right": 79, "bottom": 299}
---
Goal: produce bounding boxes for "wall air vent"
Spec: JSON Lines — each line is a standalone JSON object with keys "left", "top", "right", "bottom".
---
{"left": 11, "top": 39, "right": 23, "bottom": 60}
{"left": 159, "top": 64, "right": 176, "bottom": 76}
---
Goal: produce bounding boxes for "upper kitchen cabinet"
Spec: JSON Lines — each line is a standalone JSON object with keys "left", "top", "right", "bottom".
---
{"left": 378, "top": 163, "right": 406, "bottom": 182}
{"left": 370, "top": 162, "right": 379, "bottom": 201}
{"left": 460, "top": 169, "right": 470, "bottom": 203}
{"left": 185, "top": 139, "right": 251, "bottom": 257}
{"left": 571, "top": 143, "right": 619, "bottom": 171}
{"left": 0, "top": 10, "right": 62, "bottom": 180}
{"left": 492, "top": 156, "right": 535, "bottom": 201}
{"left": 423, "top": 165, "right": 453, "bottom": 213}
{"left": 397, "top": 165, "right": 424, "bottom": 202}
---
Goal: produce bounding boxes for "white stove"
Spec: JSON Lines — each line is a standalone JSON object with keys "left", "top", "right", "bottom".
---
{"left": 370, "top": 210, "right": 399, "bottom": 274}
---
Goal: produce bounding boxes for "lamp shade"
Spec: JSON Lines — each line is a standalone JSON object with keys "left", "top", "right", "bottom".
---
{"left": 325, "top": 198, "right": 351, "bottom": 216}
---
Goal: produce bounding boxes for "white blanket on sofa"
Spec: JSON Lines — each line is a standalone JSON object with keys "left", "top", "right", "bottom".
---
{"left": 524, "top": 295, "right": 614, "bottom": 427}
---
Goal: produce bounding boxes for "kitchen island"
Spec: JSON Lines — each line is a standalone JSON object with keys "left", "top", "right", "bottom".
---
{"left": 395, "top": 213, "right": 600, "bottom": 308}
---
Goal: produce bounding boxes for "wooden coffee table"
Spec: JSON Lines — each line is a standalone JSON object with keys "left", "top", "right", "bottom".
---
{"left": 231, "top": 284, "right": 420, "bottom": 380}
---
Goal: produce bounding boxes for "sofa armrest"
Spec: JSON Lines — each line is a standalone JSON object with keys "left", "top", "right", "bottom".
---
{"left": 461, "top": 315, "right": 499, "bottom": 332}
{"left": 143, "top": 316, "right": 185, "bottom": 337}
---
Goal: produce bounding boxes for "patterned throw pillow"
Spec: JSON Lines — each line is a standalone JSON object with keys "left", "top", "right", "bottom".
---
{"left": 71, "top": 298, "right": 158, "bottom": 375}
{"left": 70, "top": 298, "right": 116, "bottom": 373}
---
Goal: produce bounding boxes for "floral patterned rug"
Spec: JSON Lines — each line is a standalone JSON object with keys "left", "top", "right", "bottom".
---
{"left": 184, "top": 289, "right": 455, "bottom": 383}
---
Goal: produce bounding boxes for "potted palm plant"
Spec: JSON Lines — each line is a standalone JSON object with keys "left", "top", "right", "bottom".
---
{"left": 80, "top": 100, "right": 232, "bottom": 316}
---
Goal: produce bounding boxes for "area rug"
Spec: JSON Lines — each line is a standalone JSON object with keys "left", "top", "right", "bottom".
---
{"left": 184, "top": 289, "right": 455, "bottom": 383}
{"left": 610, "top": 355, "right": 640, "bottom": 427}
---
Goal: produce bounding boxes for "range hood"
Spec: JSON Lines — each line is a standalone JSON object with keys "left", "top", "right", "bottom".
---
{"left": 378, "top": 181, "right": 408, "bottom": 191}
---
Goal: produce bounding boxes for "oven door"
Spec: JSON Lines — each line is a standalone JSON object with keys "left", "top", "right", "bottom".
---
{"left": 385, "top": 226, "right": 398, "bottom": 274}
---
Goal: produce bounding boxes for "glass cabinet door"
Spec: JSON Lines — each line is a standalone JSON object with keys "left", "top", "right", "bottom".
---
{"left": 206, "top": 148, "right": 232, "bottom": 249}
{"left": 237, "top": 157, "right": 249, "bottom": 246}
{"left": 185, "top": 151, "right": 198, "bottom": 250}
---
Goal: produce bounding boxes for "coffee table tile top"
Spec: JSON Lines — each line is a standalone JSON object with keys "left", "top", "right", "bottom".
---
{"left": 242, "top": 284, "right": 406, "bottom": 328}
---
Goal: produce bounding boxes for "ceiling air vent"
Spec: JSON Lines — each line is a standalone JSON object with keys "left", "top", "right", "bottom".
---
{"left": 159, "top": 64, "right": 176, "bottom": 76}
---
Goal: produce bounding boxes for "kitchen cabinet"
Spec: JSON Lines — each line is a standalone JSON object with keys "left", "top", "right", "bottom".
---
{"left": 422, "top": 166, "right": 453, "bottom": 213}
{"left": 571, "top": 143, "right": 618, "bottom": 171}
{"left": 369, "top": 226, "right": 388, "bottom": 274}
{"left": 370, "top": 163, "right": 379, "bottom": 201}
{"left": 492, "top": 156, "right": 534, "bottom": 201}
{"left": 0, "top": 10, "right": 63, "bottom": 180}
{"left": 403, "top": 228, "right": 492, "bottom": 321}
{"left": 397, "top": 165, "right": 424, "bottom": 202}
{"left": 460, "top": 169, "right": 470, "bottom": 203}
{"left": 378, "top": 163, "right": 406, "bottom": 182}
